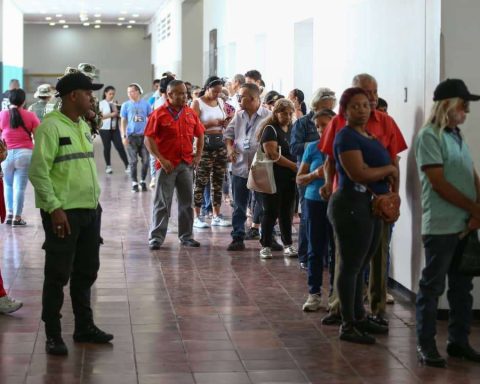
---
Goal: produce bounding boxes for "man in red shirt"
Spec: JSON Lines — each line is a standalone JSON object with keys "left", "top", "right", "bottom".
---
{"left": 320, "top": 73, "right": 408, "bottom": 327}
{"left": 144, "top": 80, "right": 205, "bottom": 250}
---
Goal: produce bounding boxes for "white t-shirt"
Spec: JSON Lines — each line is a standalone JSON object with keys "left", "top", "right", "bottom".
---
{"left": 153, "top": 94, "right": 166, "bottom": 110}
{"left": 99, "top": 99, "right": 117, "bottom": 130}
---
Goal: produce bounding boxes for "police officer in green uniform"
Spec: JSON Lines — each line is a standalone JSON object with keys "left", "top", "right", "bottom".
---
{"left": 28, "top": 84, "right": 55, "bottom": 121}
{"left": 29, "top": 72, "right": 113, "bottom": 356}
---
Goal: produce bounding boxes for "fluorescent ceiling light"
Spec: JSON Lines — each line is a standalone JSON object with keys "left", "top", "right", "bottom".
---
{"left": 55, "top": 14, "right": 62, "bottom": 17}
{"left": 45, "top": 16, "right": 52, "bottom": 20}
{"left": 83, "top": 22, "right": 90, "bottom": 26}
{"left": 118, "top": 17, "right": 125, "bottom": 21}
{"left": 129, "top": 20, "right": 136, "bottom": 24}
{"left": 94, "top": 25, "right": 101, "bottom": 29}
{"left": 58, "top": 20, "right": 66, "bottom": 24}
{"left": 132, "top": 14, "right": 139, "bottom": 17}
{"left": 63, "top": 25, "right": 69, "bottom": 29}
{"left": 95, "top": 19, "right": 101, "bottom": 24}
{"left": 117, "top": 23, "right": 123, "bottom": 26}
{"left": 127, "top": 25, "right": 132, "bottom": 29}
{"left": 49, "top": 22, "right": 56, "bottom": 26}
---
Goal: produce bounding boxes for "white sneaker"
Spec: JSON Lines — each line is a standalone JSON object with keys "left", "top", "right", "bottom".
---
{"left": 149, "top": 178, "right": 156, "bottom": 189}
{"left": 193, "top": 217, "right": 210, "bottom": 228}
{"left": 302, "top": 293, "right": 322, "bottom": 312}
{"left": 211, "top": 216, "right": 232, "bottom": 227}
{"left": 283, "top": 245, "right": 298, "bottom": 258}
{"left": 259, "top": 247, "right": 272, "bottom": 259}
{"left": 386, "top": 292, "right": 395, "bottom": 304}
{"left": 106, "top": 166, "right": 113, "bottom": 174}
{"left": 0, "top": 295, "right": 23, "bottom": 314}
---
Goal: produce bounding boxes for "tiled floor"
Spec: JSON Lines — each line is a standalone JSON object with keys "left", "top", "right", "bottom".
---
{"left": 1, "top": 141, "right": 480, "bottom": 384}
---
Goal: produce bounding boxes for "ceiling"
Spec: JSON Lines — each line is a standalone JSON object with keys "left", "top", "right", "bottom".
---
{"left": 14, "top": 0, "right": 167, "bottom": 26}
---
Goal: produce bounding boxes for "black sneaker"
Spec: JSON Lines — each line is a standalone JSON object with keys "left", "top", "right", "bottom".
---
{"left": 321, "top": 312, "right": 342, "bottom": 325}
{"left": 271, "top": 238, "right": 283, "bottom": 251}
{"left": 140, "top": 182, "right": 147, "bottom": 192}
{"left": 46, "top": 335, "right": 68, "bottom": 355}
{"left": 339, "top": 323, "right": 376, "bottom": 345}
{"left": 368, "top": 314, "right": 389, "bottom": 327}
{"left": 149, "top": 240, "right": 161, "bottom": 250}
{"left": 227, "top": 240, "right": 245, "bottom": 251}
{"left": 132, "top": 184, "right": 139, "bottom": 193}
{"left": 245, "top": 227, "right": 260, "bottom": 240}
{"left": 180, "top": 238, "right": 200, "bottom": 247}
{"left": 73, "top": 324, "right": 113, "bottom": 343}
{"left": 356, "top": 318, "right": 389, "bottom": 334}
{"left": 12, "top": 219, "right": 26, "bottom": 227}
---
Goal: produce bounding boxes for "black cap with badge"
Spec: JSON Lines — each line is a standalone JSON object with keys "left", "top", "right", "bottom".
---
{"left": 433, "top": 78, "right": 480, "bottom": 101}
{"left": 55, "top": 72, "right": 103, "bottom": 97}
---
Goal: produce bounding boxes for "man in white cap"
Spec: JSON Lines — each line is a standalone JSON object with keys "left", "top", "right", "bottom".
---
{"left": 28, "top": 84, "right": 55, "bottom": 121}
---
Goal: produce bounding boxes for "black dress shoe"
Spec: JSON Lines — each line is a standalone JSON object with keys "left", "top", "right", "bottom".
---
{"left": 46, "top": 336, "right": 68, "bottom": 355}
{"left": 339, "top": 323, "right": 376, "bottom": 345}
{"left": 180, "top": 238, "right": 200, "bottom": 247}
{"left": 356, "top": 318, "right": 389, "bottom": 334}
{"left": 149, "top": 240, "right": 160, "bottom": 250}
{"left": 321, "top": 312, "right": 342, "bottom": 326}
{"left": 73, "top": 324, "right": 114, "bottom": 343}
{"left": 227, "top": 240, "right": 245, "bottom": 251}
{"left": 447, "top": 342, "right": 480, "bottom": 362}
{"left": 417, "top": 344, "right": 446, "bottom": 368}
{"left": 368, "top": 314, "right": 389, "bottom": 327}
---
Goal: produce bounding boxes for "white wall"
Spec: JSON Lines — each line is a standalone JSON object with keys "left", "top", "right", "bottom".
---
{"left": 23, "top": 25, "right": 151, "bottom": 103}
{"left": 439, "top": 0, "right": 480, "bottom": 308}
{"left": 181, "top": 0, "right": 203, "bottom": 85}
{"left": 198, "top": 0, "right": 440, "bottom": 292}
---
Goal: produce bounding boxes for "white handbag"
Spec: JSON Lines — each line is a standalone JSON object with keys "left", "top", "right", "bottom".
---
{"left": 247, "top": 126, "right": 281, "bottom": 194}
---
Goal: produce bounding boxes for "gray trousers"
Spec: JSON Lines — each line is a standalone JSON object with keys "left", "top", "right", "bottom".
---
{"left": 149, "top": 162, "right": 194, "bottom": 245}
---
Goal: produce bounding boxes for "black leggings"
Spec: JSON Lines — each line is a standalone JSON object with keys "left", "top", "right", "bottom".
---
{"left": 260, "top": 179, "right": 295, "bottom": 247}
{"left": 328, "top": 189, "right": 381, "bottom": 323}
{"left": 99, "top": 129, "right": 129, "bottom": 168}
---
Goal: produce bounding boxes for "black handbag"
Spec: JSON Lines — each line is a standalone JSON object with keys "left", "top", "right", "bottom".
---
{"left": 458, "top": 231, "right": 480, "bottom": 276}
{"left": 204, "top": 133, "right": 225, "bottom": 151}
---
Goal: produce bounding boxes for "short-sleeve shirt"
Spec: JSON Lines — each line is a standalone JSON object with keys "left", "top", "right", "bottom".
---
{"left": 260, "top": 124, "right": 296, "bottom": 183}
{"left": 320, "top": 110, "right": 407, "bottom": 159}
{"left": 301, "top": 140, "right": 326, "bottom": 201}
{"left": 415, "top": 123, "right": 476, "bottom": 235}
{"left": 144, "top": 101, "right": 205, "bottom": 169}
{"left": 120, "top": 99, "right": 152, "bottom": 136}
{"left": 0, "top": 109, "right": 40, "bottom": 149}
{"left": 333, "top": 126, "right": 391, "bottom": 195}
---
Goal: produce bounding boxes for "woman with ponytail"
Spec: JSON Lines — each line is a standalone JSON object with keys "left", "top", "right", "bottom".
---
{"left": 0, "top": 88, "right": 40, "bottom": 226}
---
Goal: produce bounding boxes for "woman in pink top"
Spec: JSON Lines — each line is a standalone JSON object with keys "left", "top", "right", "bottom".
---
{"left": 0, "top": 89, "right": 40, "bottom": 226}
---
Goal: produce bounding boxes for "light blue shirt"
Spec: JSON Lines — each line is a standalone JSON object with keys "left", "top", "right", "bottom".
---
{"left": 301, "top": 140, "right": 326, "bottom": 201}
{"left": 120, "top": 99, "right": 152, "bottom": 136}
{"left": 415, "top": 123, "right": 476, "bottom": 235}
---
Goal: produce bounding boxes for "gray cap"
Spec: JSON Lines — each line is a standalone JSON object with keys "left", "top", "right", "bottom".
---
{"left": 34, "top": 84, "right": 55, "bottom": 98}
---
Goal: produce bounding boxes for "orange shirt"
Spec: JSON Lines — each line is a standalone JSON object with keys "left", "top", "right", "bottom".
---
{"left": 144, "top": 101, "right": 205, "bottom": 169}
{"left": 319, "top": 110, "right": 407, "bottom": 159}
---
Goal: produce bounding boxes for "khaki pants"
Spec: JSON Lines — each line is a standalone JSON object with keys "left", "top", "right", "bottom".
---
{"left": 328, "top": 221, "right": 390, "bottom": 316}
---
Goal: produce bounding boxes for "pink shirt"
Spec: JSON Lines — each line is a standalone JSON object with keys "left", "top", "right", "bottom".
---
{"left": 0, "top": 109, "right": 40, "bottom": 150}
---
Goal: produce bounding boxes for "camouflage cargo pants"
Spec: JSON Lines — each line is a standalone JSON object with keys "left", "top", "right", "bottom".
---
{"left": 194, "top": 147, "right": 227, "bottom": 208}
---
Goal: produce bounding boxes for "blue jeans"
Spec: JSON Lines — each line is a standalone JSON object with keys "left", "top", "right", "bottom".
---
{"left": 1, "top": 148, "right": 32, "bottom": 217}
{"left": 305, "top": 199, "right": 330, "bottom": 294}
{"left": 201, "top": 183, "right": 212, "bottom": 216}
{"left": 416, "top": 234, "right": 473, "bottom": 348}
{"left": 297, "top": 185, "right": 308, "bottom": 263}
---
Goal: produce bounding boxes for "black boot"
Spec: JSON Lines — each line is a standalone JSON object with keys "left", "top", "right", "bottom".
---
{"left": 73, "top": 324, "right": 114, "bottom": 343}
{"left": 46, "top": 335, "right": 68, "bottom": 356}
{"left": 417, "top": 344, "right": 446, "bottom": 368}
{"left": 339, "top": 322, "right": 376, "bottom": 345}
